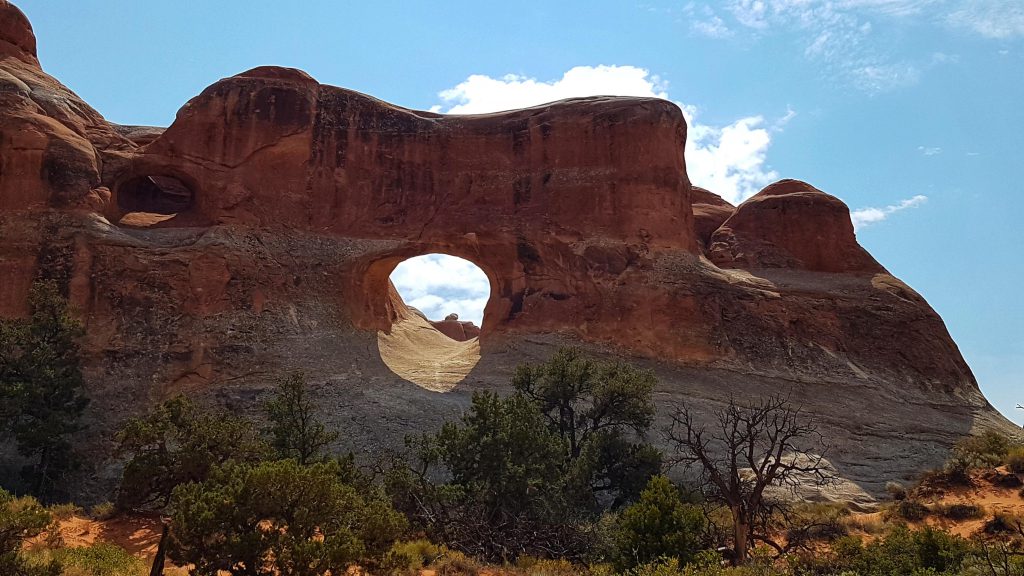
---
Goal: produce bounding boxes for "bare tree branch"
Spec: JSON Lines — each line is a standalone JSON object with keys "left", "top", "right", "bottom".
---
{"left": 665, "top": 394, "right": 836, "bottom": 566}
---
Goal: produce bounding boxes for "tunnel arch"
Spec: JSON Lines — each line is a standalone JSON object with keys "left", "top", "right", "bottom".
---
{"left": 346, "top": 241, "right": 525, "bottom": 339}
{"left": 367, "top": 248, "right": 510, "bottom": 391}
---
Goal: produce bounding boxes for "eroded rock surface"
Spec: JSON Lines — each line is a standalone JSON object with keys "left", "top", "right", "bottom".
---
{"left": 0, "top": 1, "right": 1014, "bottom": 503}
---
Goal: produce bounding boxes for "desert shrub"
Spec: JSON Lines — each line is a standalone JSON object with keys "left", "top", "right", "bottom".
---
{"left": 613, "top": 475, "right": 706, "bottom": 570}
{"left": 0, "top": 489, "right": 57, "bottom": 576}
{"left": 115, "top": 395, "right": 270, "bottom": 511}
{"left": 783, "top": 503, "right": 850, "bottom": 548}
{"left": 815, "top": 525, "right": 972, "bottom": 576}
{"left": 88, "top": 502, "right": 114, "bottom": 521}
{"left": 885, "top": 481, "right": 908, "bottom": 501}
{"left": 934, "top": 502, "right": 985, "bottom": 520}
{"left": 380, "top": 539, "right": 444, "bottom": 575}
{"left": 1019, "top": 486, "right": 1024, "bottom": 500}
{"left": 168, "top": 459, "right": 406, "bottom": 576}
{"left": 430, "top": 549, "right": 481, "bottom": 576}
{"left": 623, "top": 558, "right": 685, "bottom": 576}
{"left": 47, "top": 543, "right": 146, "bottom": 576}
{"left": 983, "top": 512, "right": 1024, "bottom": 535}
{"left": 841, "top": 513, "right": 887, "bottom": 535}
{"left": 953, "top": 431, "right": 1013, "bottom": 469}
{"left": 514, "top": 556, "right": 582, "bottom": 575}
{"left": 1007, "top": 447, "right": 1024, "bottom": 474}
{"left": 894, "top": 499, "right": 930, "bottom": 522}
{"left": 45, "top": 503, "right": 81, "bottom": 521}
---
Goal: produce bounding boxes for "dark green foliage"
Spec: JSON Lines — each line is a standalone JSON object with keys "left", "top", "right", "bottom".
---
{"left": 115, "top": 395, "right": 270, "bottom": 511}
{"left": 263, "top": 372, "right": 338, "bottom": 465}
{"left": 0, "top": 488, "right": 58, "bottom": 576}
{"left": 388, "top": 391, "right": 594, "bottom": 561}
{"left": 513, "top": 347, "right": 660, "bottom": 509}
{"left": 434, "top": 392, "right": 566, "bottom": 517}
{"left": 0, "top": 281, "right": 89, "bottom": 501}
{"left": 168, "top": 459, "right": 405, "bottom": 576}
{"left": 613, "top": 475, "right": 706, "bottom": 570}
{"left": 895, "top": 499, "right": 930, "bottom": 522}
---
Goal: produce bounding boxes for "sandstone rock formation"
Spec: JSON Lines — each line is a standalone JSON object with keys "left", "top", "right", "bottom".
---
{"left": 429, "top": 313, "right": 482, "bottom": 342}
{"left": 0, "top": 1, "right": 1014, "bottom": 503}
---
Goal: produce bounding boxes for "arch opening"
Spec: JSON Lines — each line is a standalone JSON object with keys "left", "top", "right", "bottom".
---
{"left": 377, "top": 253, "right": 492, "bottom": 391}
{"left": 115, "top": 175, "right": 195, "bottom": 227}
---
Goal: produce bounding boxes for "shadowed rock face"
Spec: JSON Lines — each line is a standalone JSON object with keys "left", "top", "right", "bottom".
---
{"left": 0, "top": 2, "right": 1014, "bottom": 503}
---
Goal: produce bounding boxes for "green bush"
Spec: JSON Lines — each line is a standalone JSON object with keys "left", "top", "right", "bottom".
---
{"left": 115, "top": 395, "right": 270, "bottom": 511}
{"left": 613, "top": 476, "right": 706, "bottom": 570}
{"left": 0, "top": 489, "right": 56, "bottom": 576}
{"left": 47, "top": 543, "right": 146, "bottom": 576}
{"left": 45, "top": 503, "right": 81, "bottom": 521}
{"left": 1007, "top": 447, "right": 1024, "bottom": 474}
{"left": 894, "top": 499, "right": 929, "bottom": 522}
{"left": 380, "top": 539, "right": 444, "bottom": 575}
{"left": 807, "top": 525, "right": 972, "bottom": 576}
{"left": 430, "top": 550, "right": 480, "bottom": 576}
{"left": 169, "top": 459, "right": 406, "bottom": 576}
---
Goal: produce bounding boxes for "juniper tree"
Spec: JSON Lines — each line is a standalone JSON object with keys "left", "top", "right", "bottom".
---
{"left": 263, "top": 372, "right": 337, "bottom": 465}
{"left": 0, "top": 281, "right": 89, "bottom": 501}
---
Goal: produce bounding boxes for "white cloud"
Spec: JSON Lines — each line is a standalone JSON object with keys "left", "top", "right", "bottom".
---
{"left": 690, "top": 0, "right": 1016, "bottom": 92}
{"left": 918, "top": 146, "right": 942, "bottom": 156}
{"left": 850, "top": 195, "right": 928, "bottom": 229}
{"left": 433, "top": 66, "right": 668, "bottom": 114}
{"left": 693, "top": 15, "right": 734, "bottom": 37}
{"left": 391, "top": 254, "right": 490, "bottom": 325}
{"left": 947, "top": 0, "right": 1024, "bottom": 38}
{"left": 432, "top": 65, "right": 778, "bottom": 204}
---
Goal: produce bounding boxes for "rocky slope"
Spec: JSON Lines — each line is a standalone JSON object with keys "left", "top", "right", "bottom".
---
{"left": 0, "top": 0, "right": 1015, "bottom": 503}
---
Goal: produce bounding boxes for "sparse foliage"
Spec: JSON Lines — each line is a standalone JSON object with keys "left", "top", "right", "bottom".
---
{"left": 263, "top": 372, "right": 338, "bottom": 465}
{"left": 666, "top": 395, "right": 833, "bottom": 564}
{"left": 0, "top": 281, "right": 89, "bottom": 501}
{"left": 115, "top": 395, "right": 270, "bottom": 511}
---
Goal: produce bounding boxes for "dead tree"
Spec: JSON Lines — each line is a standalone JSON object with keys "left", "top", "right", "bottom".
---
{"left": 666, "top": 394, "right": 834, "bottom": 565}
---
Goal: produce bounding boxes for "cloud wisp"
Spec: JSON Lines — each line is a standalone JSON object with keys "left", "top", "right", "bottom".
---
{"left": 432, "top": 65, "right": 778, "bottom": 204}
{"left": 684, "top": 0, "right": 1023, "bottom": 92}
{"left": 850, "top": 195, "right": 929, "bottom": 229}
{"left": 390, "top": 254, "right": 490, "bottom": 325}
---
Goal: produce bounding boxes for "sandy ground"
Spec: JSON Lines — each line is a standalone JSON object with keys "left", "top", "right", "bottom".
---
{"left": 377, "top": 313, "right": 481, "bottom": 392}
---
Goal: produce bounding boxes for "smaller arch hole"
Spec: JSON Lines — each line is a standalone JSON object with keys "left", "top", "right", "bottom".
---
{"left": 117, "top": 175, "right": 194, "bottom": 227}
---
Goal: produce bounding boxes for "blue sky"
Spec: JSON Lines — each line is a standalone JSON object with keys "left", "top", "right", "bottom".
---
{"left": 16, "top": 0, "right": 1022, "bottom": 424}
